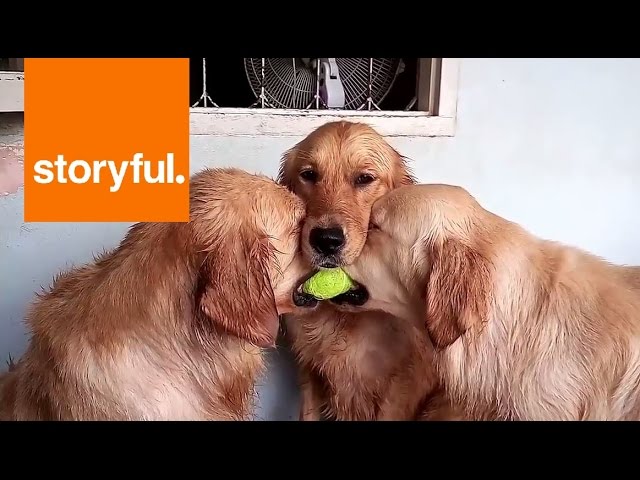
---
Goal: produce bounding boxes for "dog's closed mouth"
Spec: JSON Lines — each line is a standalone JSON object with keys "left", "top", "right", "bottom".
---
{"left": 292, "top": 271, "right": 369, "bottom": 308}
{"left": 292, "top": 271, "right": 320, "bottom": 308}
{"left": 328, "top": 284, "right": 369, "bottom": 306}
{"left": 293, "top": 289, "right": 319, "bottom": 308}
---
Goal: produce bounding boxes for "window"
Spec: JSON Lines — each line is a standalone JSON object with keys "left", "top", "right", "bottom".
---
{"left": 0, "top": 58, "right": 461, "bottom": 135}
{"left": 190, "top": 58, "right": 460, "bottom": 137}
{"left": 0, "top": 58, "right": 24, "bottom": 113}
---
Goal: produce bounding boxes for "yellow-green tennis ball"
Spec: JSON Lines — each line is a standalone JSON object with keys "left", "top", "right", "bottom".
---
{"left": 302, "top": 268, "right": 355, "bottom": 300}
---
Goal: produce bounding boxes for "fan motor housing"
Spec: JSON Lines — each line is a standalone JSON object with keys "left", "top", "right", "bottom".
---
{"left": 319, "top": 58, "right": 346, "bottom": 109}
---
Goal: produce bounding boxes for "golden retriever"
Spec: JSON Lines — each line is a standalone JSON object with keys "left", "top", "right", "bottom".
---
{"left": 619, "top": 265, "right": 640, "bottom": 290}
{"left": 278, "top": 121, "right": 453, "bottom": 421}
{"left": 0, "top": 168, "right": 310, "bottom": 421}
{"left": 344, "top": 183, "right": 640, "bottom": 420}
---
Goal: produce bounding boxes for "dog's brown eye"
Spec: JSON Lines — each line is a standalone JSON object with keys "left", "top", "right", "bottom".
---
{"left": 300, "top": 170, "right": 318, "bottom": 183}
{"left": 355, "top": 173, "right": 376, "bottom": 186}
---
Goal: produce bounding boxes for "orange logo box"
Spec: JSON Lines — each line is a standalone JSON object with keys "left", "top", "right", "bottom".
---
{"left": 24, "top": 58, "right": 190, "bottom": 222}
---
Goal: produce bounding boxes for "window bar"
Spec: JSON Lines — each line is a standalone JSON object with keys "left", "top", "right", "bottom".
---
{"left": 405, "top": 60, "right": 419, "bottom": 111}
{"left": 316, "top": 59, "right": 320, "bottom": 110}
{"left": 357, "top": 58, "right": 381, "bottom": 111}
{"left": 368, "top": 58, "right": 381, "bottom": 111}
{"left": 292, "top": 58, "right": 297, "bottom": 108}
{"left": 260, "top": 57, "right": 265, "bottom": 108}
{"left": 305, "top": 59, "right": 327, "bottom": 110}
{"left": 250, "top": 58, "right": 272, "bottom": 108}
{"left": 191, "top": 58, "right": 219, "bottom": 108}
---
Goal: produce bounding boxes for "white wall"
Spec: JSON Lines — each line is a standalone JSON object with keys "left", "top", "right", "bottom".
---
{"left": 2, "top": 58, "right": 640, "bottom": 419}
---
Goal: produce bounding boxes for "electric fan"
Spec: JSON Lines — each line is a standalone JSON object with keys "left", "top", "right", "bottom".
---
{"left": 244, "top": 58, "right": 403, "bottom": 110}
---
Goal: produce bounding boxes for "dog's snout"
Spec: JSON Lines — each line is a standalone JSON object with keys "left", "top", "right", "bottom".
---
{"left": 309, "top": 226, "right": 345, "bottom": 255}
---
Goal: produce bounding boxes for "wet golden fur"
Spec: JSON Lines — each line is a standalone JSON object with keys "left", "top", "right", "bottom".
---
{"left": 0, "top": 168, "right": 309, "bottom": 421}
{"left": 346, "top": 183, "right": 640, "bottom": 420}
{"left": 278, "top": 121, "right": 453, "bottom": 420}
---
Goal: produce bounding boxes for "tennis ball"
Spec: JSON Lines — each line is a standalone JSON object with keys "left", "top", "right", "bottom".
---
{"left": 302, "top": 268, "right": 355, "bottom": 300}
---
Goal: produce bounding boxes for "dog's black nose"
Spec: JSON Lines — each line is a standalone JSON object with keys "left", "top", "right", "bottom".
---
{"left": 309, "top": 226, "right": 345, "bottom": 255}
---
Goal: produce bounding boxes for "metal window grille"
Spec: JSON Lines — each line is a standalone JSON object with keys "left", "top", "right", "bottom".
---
{"left": 191, "top": 58, "right": 413, "bottom": 111}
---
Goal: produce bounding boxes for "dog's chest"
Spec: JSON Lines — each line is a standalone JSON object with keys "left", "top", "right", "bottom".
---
{"left": 291, "top": 310, "right": 409, "bottom": 383}
{"left": 82, "top": 345, "right": 206, "bottom": 420}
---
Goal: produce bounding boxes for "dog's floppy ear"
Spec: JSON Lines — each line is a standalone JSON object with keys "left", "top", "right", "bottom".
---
{"left": 196, "top": 236, "right": 279, "bottom": 348}
{"left": 391, "top": 151, "right": 417, "bottom": 188}
{"left": 277, "top": 146, "right": 298, "bottom": 191}
{"left": 425, "top": 239, "right": 490, "bottom": 349}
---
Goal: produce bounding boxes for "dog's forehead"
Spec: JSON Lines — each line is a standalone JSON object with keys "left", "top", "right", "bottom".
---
{"left": 255, "top": 187, "right": 304, "bottom": 229}
{"left": 375, "top": 186, "right": 414, "bottom": 210}
{"left": 372, "top": 187, "right": 434, "bottom": 225}
{"left": 282, "top": 191, "right": 306, "bottom": 220}
{"left": 382, "top": 184, "right": 475, "bottom": 211}
{"left": 301, "top": 131, "right": 393, "bottom": 172}
{"left": 373, "top": 185, "right": 484, "bottom": 244}
{"left": 370, "top": 199, "right": 421, "bottom": 246}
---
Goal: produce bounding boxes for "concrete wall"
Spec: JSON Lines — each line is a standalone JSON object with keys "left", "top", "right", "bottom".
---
{"left": 2, "top": 58, "right": 640, "bottom": 419}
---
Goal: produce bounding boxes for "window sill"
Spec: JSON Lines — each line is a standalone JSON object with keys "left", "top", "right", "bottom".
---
{"left": 0, "top": 71, "right": 24, "bottom": 113}
{"left": 189, "top": 107, "right": 457, "bottom": 138}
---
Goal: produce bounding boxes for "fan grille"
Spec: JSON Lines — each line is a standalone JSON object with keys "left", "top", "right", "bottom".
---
{"left": 244, "top": 58, "right": 402, "bottom": 110}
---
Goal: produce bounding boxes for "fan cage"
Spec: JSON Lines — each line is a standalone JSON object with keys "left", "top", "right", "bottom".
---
{"left": 192, "top": 58, "right": 405, "bottom": 111}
